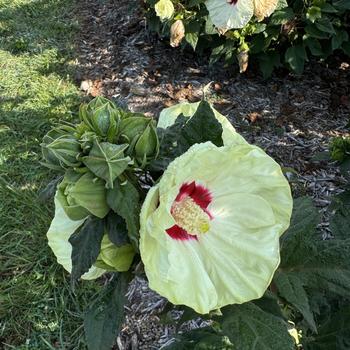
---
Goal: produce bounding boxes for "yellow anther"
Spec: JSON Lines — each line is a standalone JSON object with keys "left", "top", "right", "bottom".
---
{"left": 171, "top": 197, "right": 210, "bottom": 235}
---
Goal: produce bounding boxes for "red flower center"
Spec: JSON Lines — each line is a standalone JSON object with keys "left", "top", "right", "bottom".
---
{"left": 166, "top": 181, "right": 213, "bottom": 241}
{"left": 227, "top": 0, "right": 238, "bottom": 5}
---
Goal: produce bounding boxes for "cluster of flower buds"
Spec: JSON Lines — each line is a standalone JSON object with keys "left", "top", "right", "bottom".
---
{"left": 42, "top": 97, "right": 159, "bottom": 172}
{"left": 118, "top": 114, "right": 159, "bottom": 167}
{"left": 77, "top": 96, "right": 121, "bottom": 142}
{"left": 41, "top": 96, "right": 159, "bottom": 220}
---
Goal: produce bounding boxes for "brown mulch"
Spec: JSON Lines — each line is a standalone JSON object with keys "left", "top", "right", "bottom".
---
{"left": 74, "top": 0, "right": 350, "bottom": 348}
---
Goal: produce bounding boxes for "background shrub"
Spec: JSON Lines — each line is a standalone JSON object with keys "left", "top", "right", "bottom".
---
{"left": 144, "top": 0, "right": 350, "bottom": 77}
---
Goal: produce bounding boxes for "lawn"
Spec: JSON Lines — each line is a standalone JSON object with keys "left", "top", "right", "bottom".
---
{"left": 0, "top": 1, "right": 100, "bottom": 348}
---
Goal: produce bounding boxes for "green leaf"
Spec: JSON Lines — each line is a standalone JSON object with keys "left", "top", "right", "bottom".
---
{"left": 84, "top": 273, "right": 130, "bottom": 350}
{"left": 305, "top": 23, "right": 330, "bottom": 39}
{"left": 146, "top": 10, "right": 161, "bottom": 32}
{"left": 308, "top": 289, "right": 330, "bottom": 317}
{"left": 333, "top": 0, "right": 350, "bottom": 10}
{"left": 280, "top": 197, "right": 320, "bottom": 252}
{"left": 274, "top": 272, "right": 317, "bottom": 331}
{"left": 250, "top": 34, "right": 266, "bottom": 54}
{"left": 276, "top": 0, "right": 288, "bottom": 10}
{"left": 105, "top": 211, "right": 130, "bottom": 247}
{"left": 298, "top": 239, "right": 350, "bottom": 295}
{"left": 163, "top": 327, "right": 234, "bottom": 349}
{"left": 107, "top": 178, "right": 140, "bottom": 249}
{"left": 39, "top": 176, "right": 62, "bottom": 202}
{"left": 252, "top": 291, "right": 285, "bottom": 319}
{"left": 280, "top": 197, "right": 350, "bottom": 299}
{"left": 285, "top": 45, "right": 307, "bottom": 74}
{"left": 321, "top": 3, "right": 338, "bottom": 13}
{"left": 180, "top": 101, "right": 223, "bottom": 146}
{"left": 151, "top": 100, "right": 223, "bottom": 171}
{"left": 329, "top": 191, "right": 350, "bottom": 239}
{"left": 332, "top": 29, "right": 349, "bottom": 51}
{"left": 69, "top": 216, "right": 105, "bottom": 282}
{"left": 220, "top": 303, "right": 294, "bottom": 350}
{"left": 209, "top": 44, "right": 225, "bottom": 65}
{"left": 315, "top": 18, "right": 335, "bottom": 34}
{"left": 82, "top": 140, "right": 130, "bottom": 189}
{"left": 304, "top": 307, "right": 350, "bottom": 350}
{"left": 304, "top": 38, "right": 324, "bottom": 57}
{"left": 342, "top": 41, "right": 350, "bottom": 56}
{"left": 253, "top": 23, "right": 266, "bottom": 34}
{"left": 269, "top": 8, "right": 294, "bottom": 25}
{"left": 185, "top": 20, "right": 201, "bottom": 50}
{"left": 185, "top": 33, "right": 198, "bottom": 51}
{"left": 258, "top": 51, "right": 281, "bottom": 78}
{"left": 340, "top": 158, "right": 350, "bottom": 178}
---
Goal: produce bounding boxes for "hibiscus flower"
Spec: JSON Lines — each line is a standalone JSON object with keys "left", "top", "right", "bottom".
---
{"left": 140, "top": 142, "right": 292, "bottom": 313}
{"left": 155, "top": 0, "right": 174, "bottom": 21}
{"left": 205, "top": 0, "right": 278, "bottom": 32}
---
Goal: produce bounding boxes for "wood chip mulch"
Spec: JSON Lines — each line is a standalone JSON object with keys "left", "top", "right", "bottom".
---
{"left": 74, "top": 0, "right": 350, "bottom": 348}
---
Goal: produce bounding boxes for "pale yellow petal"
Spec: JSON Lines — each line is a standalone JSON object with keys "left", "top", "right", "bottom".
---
{"left": 155, "top": 0, "right": 174, "bottom": 21}
{"left": 47, "top": 195, "right": 105, "bottom": 280}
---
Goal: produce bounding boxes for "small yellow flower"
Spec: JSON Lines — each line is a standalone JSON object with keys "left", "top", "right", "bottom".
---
{"left": 155, "top": 0, "right": 174, "bottom": 21}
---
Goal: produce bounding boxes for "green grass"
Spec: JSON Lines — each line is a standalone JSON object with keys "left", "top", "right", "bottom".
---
{"left": 0, "top": 1, "right": 101, "bottom": 348}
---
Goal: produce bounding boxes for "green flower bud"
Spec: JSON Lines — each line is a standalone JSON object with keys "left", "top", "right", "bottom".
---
{"left": 118, "top": 115, "right": 159, "bottom": 167}
{"left": 88, "top": 96, "right": 113, "bottom": 109}
{"left": 94, "top": 235, "right": 135, "bottom": 272}
{"left": 134, "top": 122, "right": 159, "bottom": 167}
{"left": 79, "top": 97, "right": 122, "bottom": 142}
{"left": 41, "top": 125, "right": 81, "bottom": 171}
{"left": 78, "top": 130, "right": 97, "bottom": 153}
{"left": 57, "top": 170, "right": 109, "bottom": 221}
{"left": 118, "top": 115, "right": 151, "bottom": 142}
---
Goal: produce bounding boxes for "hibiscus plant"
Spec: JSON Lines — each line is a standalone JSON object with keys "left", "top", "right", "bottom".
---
{"left": 41, "top": 96, "right": 350, "bottom": 349}
{"left": 144, "top": 0, "right": 350, "bottom": 77}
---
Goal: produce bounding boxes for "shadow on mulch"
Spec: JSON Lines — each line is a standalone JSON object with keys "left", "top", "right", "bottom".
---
{"left": 74, "top": 0, "right": 350, "bottom": 185}
{"left": 72, "top": 0, "right": 350, "bottom": 348}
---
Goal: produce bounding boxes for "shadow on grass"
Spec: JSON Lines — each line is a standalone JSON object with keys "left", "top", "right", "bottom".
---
{"left": 0, "top": 0, "right": 100, "bottom": 348}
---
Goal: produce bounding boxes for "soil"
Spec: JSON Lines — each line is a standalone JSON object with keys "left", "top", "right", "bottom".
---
{"left": 74, "top": 0, "right": 350, "bottom": 348}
